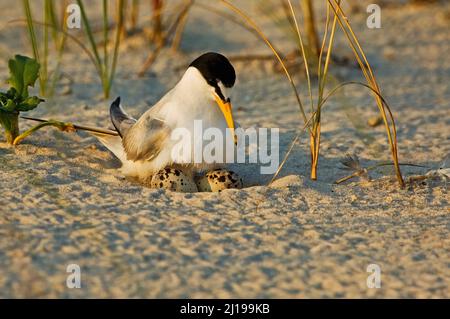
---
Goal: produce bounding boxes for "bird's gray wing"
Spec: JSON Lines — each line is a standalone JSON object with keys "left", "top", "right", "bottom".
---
{"left": 110, "top": 96, "right": 171, "bottom": 162}
{"left": 110, "top": 97, "right": 137, "bottom": 137}
{"left": 121, "top": 110, "right": 171, "bottom": 162}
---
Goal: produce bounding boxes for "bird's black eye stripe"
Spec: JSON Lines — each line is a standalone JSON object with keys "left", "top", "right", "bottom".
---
{"left": 208, "top": 79, "right": 227, "bottom": 102}
{"left": 215, "top": 87, "right": 227, "bottom": 102}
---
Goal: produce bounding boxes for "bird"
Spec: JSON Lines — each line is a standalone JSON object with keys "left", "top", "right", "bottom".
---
{"left": 97, "top": 52, "right": 243, "bottom": 191}
{"left": 22, "top": 52, "right": 244, "bottom": 192}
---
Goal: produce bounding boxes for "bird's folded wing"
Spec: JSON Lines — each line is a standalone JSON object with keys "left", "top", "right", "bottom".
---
{"left": 122, "top": 115, "right": 171, "bottom": 162}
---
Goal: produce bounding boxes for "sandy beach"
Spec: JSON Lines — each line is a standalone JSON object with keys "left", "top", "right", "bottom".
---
{"left": 0, "top": 0, "right": 449, "bottom": 298}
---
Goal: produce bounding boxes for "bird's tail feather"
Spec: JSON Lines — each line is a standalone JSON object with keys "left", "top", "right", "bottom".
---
{"left": 90, "top": 132, "right": 127, "bottom": 163}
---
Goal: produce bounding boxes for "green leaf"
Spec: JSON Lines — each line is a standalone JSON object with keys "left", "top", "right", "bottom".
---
{"left": 5, "top": 87, "right": 18, "bottom": 99}
{"left": 0, "top": 89, "right": 18, "bottom": 113}
{"left": 7, "top": 55, "right": 40, "bottom": 98}
{"left": 16, "top": 96, "right": 44, "bottom": 112}
{"left": 0, "top": 92, "right": 8, "bottom": 105}
{"left": 3, "top": 99, "right": 17, "bottom": 112}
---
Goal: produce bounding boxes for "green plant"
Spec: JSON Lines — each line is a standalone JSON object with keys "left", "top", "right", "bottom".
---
{"left": 0, "top": 55, "right": 44, "bottom": 144}
{"left": 0, "top": 55, "right": 79, "bottom": 145}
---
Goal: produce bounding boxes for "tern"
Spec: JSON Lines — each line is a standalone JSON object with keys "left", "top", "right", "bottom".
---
{"left": 102, "top": 52, "right": 237, "bottom": 180}
{"left": 22, "top": 52, "right": 243, "bottom": 192}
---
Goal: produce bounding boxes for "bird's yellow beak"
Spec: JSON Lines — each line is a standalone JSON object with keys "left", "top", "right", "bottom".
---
{"left": 214, "top": 93, "right": 237, "bottom": 145}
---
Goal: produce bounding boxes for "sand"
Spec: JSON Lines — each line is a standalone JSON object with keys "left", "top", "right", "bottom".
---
{"left": 0, "top": 0, "right": 449, "bottom": 298}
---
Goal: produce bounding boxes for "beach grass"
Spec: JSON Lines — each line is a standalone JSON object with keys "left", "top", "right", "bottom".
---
{"left": 76, "top": 0, "right": 125, "bottom": 99}
{"left": 220, "top": 0, "right": 405, "bottom": 187}
{"left": 138, "top": 0, "right": 194, "bottom": 76}
{"left": 21, "top": 0, "right": 69, "bottom": 97}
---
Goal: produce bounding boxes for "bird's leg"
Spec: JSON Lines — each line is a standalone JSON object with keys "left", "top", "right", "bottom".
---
{"left": 195, "top": 169, "right": 243, "bottom": 192}
{"left": 150, "top": 167, "right": 198, "bottom": 192}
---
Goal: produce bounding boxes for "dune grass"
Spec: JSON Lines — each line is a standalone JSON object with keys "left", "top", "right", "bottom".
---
{"left": 327, "top": 0, "right": 404, "bottom": 187}
{"left": 151, "top": 0, "right": 164, "bottom": 46}
{"left": 21, "top": 0, "right": 68, "bottom": 97}
{"left": 129, "top": 0, "right": 139, "bottom": 31}
{"left": 19, "top": 0, "right": 174, "bottom": 96}
{"left": 300, "top": 0, "right": 320, "bottom": 57}
{"left": 18, "top": 0, "right": 126, "bottom": 99}
{"left": 76, "top": 0, "right": 125, "bottom": 99}
{"left": 22, "top": 0, "right": 43, "bottom": 96}
{"left": 220, "top": 0, "right": 405, "bottom": 188}
{"left": 138, "top": 0, "right": 194, "bottom": 76}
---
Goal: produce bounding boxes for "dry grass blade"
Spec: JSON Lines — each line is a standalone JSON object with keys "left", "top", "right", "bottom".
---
{"left": 267, "top": 75, "right": 401, "bottom": 185}
{"left": 170, "top": 1, "right": 190, "bottom": 52}
{"left": 9, "top": 19, "right": 100, "bottom": 75}
{"left": 138, "top": 0, "right": 194, "bottom": 77}
{"left": 336, "top": 161, "right": 426, "bottom": 185}
{"left": 22, "top": 0, "right": 45, "bottom": 95}
{"left": 300, "top": 0, "right": 320, "bottom": 57}
{"left": 286, "top": 0, "right": 313, "bottom": 112}
{"left": 222, "top": 1, "right": 404, "bottom": 188}
{"left": 220, "top": 0, "right": 309, "bottom": 127}
{"left": 151, "top": 0, "right": 164, "bottom": 46}
{"left": 76, "top": 0, "right": 102, "bottom": 69}
{"left": 75, "top": 0, "right": 125, "bottom": 98}
{"left": 327, "top": 0, "right": 404, "bottom": 187}
{"left": 268, "top": 133, "right": 300, "bottom": 186}
{"left": 129, "top": 0, "right": 139, "bottom": 30}
{"left": 308, "top": 0, "right": 339, "bottom": 181}
{"left": 103, "top": 0, "right": 109, "bottom": 77}
{"left": 195, "top": 2, "right": 263, "bottom": 42}
{"left": 267, "top": 103, "right": 322, "bottom": 186}
{"left": 317, "top": 3, "right": 331, "bottom": 87}
{"left": 20, "top": 116, "right": 119, "bottom": 136}
{"left": 107, "top": 0, "right": 125, "bottom": 95}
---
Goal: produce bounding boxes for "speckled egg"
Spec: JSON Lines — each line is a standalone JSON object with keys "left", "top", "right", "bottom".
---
{"left": 196, "top": 169, "right": 243, "bottom": 192}
{"left": 150, "top": 168, "right": 198, "bottom": 192}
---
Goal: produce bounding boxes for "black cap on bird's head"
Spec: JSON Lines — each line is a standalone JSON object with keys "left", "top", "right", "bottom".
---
{"left": 189, "top": 52, "right": 236, "bottom": 90}
{"left": 189, "top": 52, "right": 237, "bottom": 145}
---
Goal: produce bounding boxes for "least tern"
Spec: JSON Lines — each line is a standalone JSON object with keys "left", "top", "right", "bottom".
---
{"left": 97, "top": 52, "right": 241, "bottom": 189}
{"left": 22, "top": 52, "right": 243, "bottom": 192}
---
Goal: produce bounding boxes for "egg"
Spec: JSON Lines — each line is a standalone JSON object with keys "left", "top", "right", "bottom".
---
{"left": 196, "top": 169, "right": 243, "bottom": 192}
{"left": 150, "top": 168, "right": 198, "bottom": 192}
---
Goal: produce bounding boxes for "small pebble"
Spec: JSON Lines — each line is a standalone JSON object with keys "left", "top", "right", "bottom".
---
{"left": 368, "top": 116, "right": 383, "bottom": 127}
